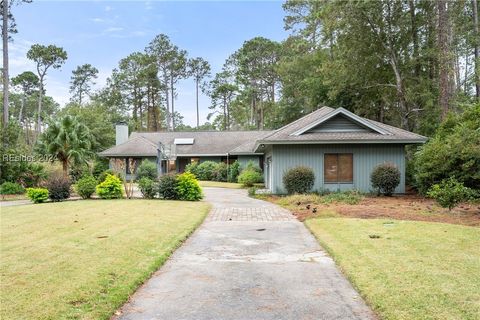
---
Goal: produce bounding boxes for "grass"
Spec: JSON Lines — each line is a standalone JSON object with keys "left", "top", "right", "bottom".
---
{"left": 198, "top": 180, "right": 243, "bottom": 189}
{"left": 1, "top": 199, "right": 210, "bottom": 320}
{"left": 306, "top": 218, "right": 480, "bottom": 320}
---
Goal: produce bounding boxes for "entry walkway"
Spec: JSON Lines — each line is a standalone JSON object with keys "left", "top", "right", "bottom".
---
{"left": 115, "top": 187, "right": 375, "bottom": 320}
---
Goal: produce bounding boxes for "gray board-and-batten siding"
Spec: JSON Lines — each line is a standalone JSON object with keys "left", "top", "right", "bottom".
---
{"left": 268, "top": 144, "right": 405, "bottom": 194}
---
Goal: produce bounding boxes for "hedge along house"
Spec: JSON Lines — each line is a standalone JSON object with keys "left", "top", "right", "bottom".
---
{"left": 254, "top": 107, "right": 427, "bottom": 194}
{"left": 98, "top": 125, "right": 273, "bottom": 180}
{"left": 99, "top": 107, "right": 427, "bottom": 193}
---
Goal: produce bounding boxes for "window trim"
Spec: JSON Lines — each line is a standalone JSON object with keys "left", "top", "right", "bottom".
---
{"left": 324, "top": 153, "right": 354, "bottom": 184}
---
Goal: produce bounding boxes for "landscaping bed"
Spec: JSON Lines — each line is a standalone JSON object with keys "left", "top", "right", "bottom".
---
{"left": 0, "top": 200, "right": 210, "bottom": 320}
{"left": 263, "top": 193, "right": 480, "bottom": 227}
{"left": 306, "top": 218, "right": 480, "bottom": 320}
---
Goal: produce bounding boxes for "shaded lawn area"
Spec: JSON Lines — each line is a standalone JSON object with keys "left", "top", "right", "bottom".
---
{"left": 198, "top": 180, "right": 243, "bottom": 189}
{"left": 1, "top": 200, "right": 210, "bottom": 320}
{"left": 306, "top": 218, "right": 480, "bottom": 320}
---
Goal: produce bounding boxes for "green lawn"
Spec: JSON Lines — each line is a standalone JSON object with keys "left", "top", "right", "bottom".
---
{"left": 306, "top": 218, "right": 480, "bottom": 320}
{"left": 198, "top": 180, "right": 243, "bottom": 189}
{"left": 1, "top": 200, "right": 210, "bottom": 320}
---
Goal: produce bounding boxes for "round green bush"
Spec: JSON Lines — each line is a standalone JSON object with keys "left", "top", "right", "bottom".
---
{"left": 26, "top": 187, "right": 49, "bottom": 203}
{"left": 238, "top": 169, "right": 263, "bottom": 187}
{"left": 427, "top": 178, "right": 473, "bottom": 210}
{"left": 176, "top": 172, "right": 202, "bottom": 201}
{"left": 158, "top": 174, "right": 178, "bottom": 200}
{"left": 212, "top": 162, "right": 228, "bottom": 182}
{"left": 75, "top": 175, "right": 97, "bottom": 199}
{"left": 96, "top": 174, "right": 123, "bottom": 199}
{"left": 185, "top": 162, "right": 199, "bottom": 177}
{"left": 282, "top": 166, "right": 315, "bottom": 194}
{"left": 45, "top": 175, "right": 72, "bottom": 202}
{"left": 0, "top": 182, "right": 25, "bottom": 195}
{"left": 138, "top": 177, "right": 157, "bottom": 199}
{"left": 136, "top": 160, "right": 158, "bottom": 181}
{"left": 195, "top": 161, "right": 217, "bottom": 180}
{"left": 370, "top": 163, "right": 401, "bottom": 196}
{"left": 98, "top": 169, "right": 122, "bottom": 183}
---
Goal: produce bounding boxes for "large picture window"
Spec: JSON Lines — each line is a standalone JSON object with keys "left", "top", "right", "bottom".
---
{"left": 324, "top": 153, "right": 353, "bottom": 183}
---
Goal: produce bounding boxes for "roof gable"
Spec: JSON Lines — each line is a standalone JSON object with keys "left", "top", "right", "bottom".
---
{"left": 291, "top": 107, "right": 390, "bottom": 136}
{"left": 305, "top": 114, "right": 375, "bottom": 133}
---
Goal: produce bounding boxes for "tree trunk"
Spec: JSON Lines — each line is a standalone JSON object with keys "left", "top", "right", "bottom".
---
{"left": 409, "top": 0, "right": 421, "bottom": 78}
{"left": 223, "top": 96, "right": 227, "bottom": 131}
{"left": 170, "top": 75, "right": 175, "bottom": 131}
{"left": 389, "top": 53, "right": 410, "bottom": 130}
{"left": 36, "top": 81, "right": 44, "bottom": 138}
{"left": 163, "top": 70, "right": 170, "bottom": 131}
{"left": 196, "top": 79, "right": 199, "bottom": 128}
{"left": 62, "top": 161, "right": 68, "bottom": 177}
{"left": 19, "top": 93, "right": 25, "bottom": 124}
{"left": 2, "top": 0, "right": 9, "bottom": 126}
{"left": 438, "top": 0, "right": 452, "bottom": 119}
{"left": 473, "top": 0, "right": 480, "bottom": 98}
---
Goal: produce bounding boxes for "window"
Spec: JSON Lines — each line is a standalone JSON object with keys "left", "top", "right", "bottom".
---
{"left": 190, "top": 157, "right": 200, "bottom": 164}
{"left": 324, "top": 154, "right": 353, "bottom": 183}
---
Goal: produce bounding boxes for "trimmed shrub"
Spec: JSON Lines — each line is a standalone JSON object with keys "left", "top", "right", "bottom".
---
{"left": 98, "top": 169, "right": 121, "bottom": 183}
{"left": 138, "top": 177, "right": 157, "bottom": 199}
{"left": 282, "top": 166, "right": 315, "bottom": 194}
{"left": 238, "top": 169, "right": 263, "bottom": 187}
{"left": 244, "top": 160, "right": 262, "bottom": 173}
{"left": 45, "top": 175, "right": 71, "bottom": 202}
{"left": 96, "top": 174, "right": 123, "bottom": 199}
{"left": 136, "top": 160, "right": 158, "bottom": 181}
{"left": 26, "top": 188, "right": 49, "bottom": 203}
{"left": 195, "top": 161, "right": 217, "bottom": 180}
{"left": 158, "top": 174, "right": 178, "bottom": 200}
{"left": 0, "top": 182, "right": 25, "bottom": 195}
{"left": 427, "top": 178, "right": 473, "bottom": 210}
{"left": 371, "top": 163, "right": 401, "bottom": 196}
{"left": 176, "top": 172, "right": 202, "bottom": 201}
{"left": 212, "top": 162, "right": 228, "bottom": 182}
{"left": 185, "top": 162, "right": 199, "bottom": 177}
{"left": 75, "top": 175, "right": 97, "bottom": 199}
{"left": 227, "top": 161, "right": 241, "bottom": 182}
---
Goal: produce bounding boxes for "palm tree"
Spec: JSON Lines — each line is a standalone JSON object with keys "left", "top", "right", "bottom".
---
{"left": 36, "top": 115, "right": 92, "bottom": 177}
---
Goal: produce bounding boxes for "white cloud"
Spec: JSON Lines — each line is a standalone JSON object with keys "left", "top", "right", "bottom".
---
{"left": 145, "top": 1, "right": 153, "bottom": 11}
{"left": 9, "top": 38, "right": 36, "bottom": 76}
{"left": 104, "top": 27, "right": 124, "bottom": 33}
{"left": 91, "top": 17, "right": 105, "bottom": 23}
{"left": 105, "top": 5, "right": 112, "bottom": 12}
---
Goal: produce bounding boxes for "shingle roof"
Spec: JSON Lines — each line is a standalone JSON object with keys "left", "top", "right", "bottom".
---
{"left": 99, "top": 107, "right": 427, "bottom": 158}
{"left": 99, "top": 130, "right": 273, "bottom": 157}
{"left": 98, "top": 136, "right": 159, "bottom": 157}
{"left": 257, "top": 106, "right": 427, "bottom": 145}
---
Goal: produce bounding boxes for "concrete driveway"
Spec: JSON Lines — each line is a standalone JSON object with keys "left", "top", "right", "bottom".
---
{"left": 115, "top": 187, "right": 375, "bottom": 320}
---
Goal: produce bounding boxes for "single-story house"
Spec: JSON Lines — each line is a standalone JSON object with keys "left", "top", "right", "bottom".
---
{"left": 99, "top": 106, "right": 427, "bottom": 194}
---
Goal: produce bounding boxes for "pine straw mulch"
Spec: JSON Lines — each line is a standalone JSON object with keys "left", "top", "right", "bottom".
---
{"left": 264, "top": 194, "right": 480, "bottom": 227}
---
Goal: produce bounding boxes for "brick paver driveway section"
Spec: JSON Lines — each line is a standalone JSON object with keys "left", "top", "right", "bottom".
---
{"left": 115, "top": 187, "right": 376, "bottom": 320}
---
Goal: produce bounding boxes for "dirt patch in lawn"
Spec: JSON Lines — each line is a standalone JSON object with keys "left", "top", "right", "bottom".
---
{"left": 264, "top": 194, "right": 480, "bottom": 227}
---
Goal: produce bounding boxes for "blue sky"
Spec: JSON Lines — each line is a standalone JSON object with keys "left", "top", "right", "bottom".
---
{"left": 10, "top": 0, "right": 288, "bottom": 126}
